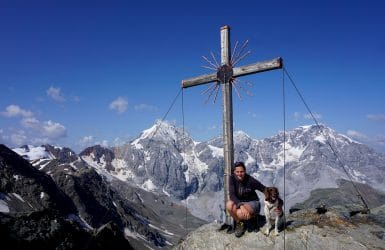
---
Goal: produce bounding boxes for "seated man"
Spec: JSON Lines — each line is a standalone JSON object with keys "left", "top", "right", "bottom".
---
{"left": 226, "top": 161, "right": 266, "bottom": 237}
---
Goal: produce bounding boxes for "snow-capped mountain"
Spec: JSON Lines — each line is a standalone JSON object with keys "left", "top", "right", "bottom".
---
{"left": 11, "top": 121, "right": 385, "bottom": 222}
{"left": 251, "top": 125, "right": 385, "bottom": 213}
{"left": 3, "top": 143, "right": 204, "bottom": 249}
{"left": 12, "top": 145, "right": 55, "bottom": 161}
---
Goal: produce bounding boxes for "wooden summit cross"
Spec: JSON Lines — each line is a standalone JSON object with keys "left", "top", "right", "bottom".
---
{"left": 182, "top": 25, "right": 282, "bottom": 225}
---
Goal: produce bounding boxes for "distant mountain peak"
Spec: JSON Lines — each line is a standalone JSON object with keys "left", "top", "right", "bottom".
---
{"left": 12, "top": 145, "right": 54, "bottom": 161}
{"left": 298, "top": 124, "right": 320, "bottom": 131}
{"left": 234, "top": 130, "right": 250, "bottom": 138}
{"left": 131, "top": 120, "right": 190, "bottom": 149}
{"left": 293, "top": 124, "right": 360, "bottom": 145}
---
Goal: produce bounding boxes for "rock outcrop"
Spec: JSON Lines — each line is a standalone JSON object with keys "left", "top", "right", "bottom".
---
{"left": 175, "top": 204, "right": 385, "bottom": 249}
{"left": 1, "top": 144, "right": 205, "bottom": 249}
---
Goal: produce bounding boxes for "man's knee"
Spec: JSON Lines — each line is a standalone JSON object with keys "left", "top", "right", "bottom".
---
{"left": 226, "top": 200, "right": 236, "bottom": 211}
{"left": 236, "top": 207, "right": 251, "bottom": 220}
{"left": 243, "top": 204, "right": 255, "bottom": 216}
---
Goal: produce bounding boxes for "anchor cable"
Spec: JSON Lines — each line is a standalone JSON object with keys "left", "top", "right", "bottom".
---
{"left": 181, "top": 88, "right": 189, "bottom": 232}
{"left": 281, "top": 67, "right": 287, "bottom": 249}
{"left": 151, "top": 88, "right": 183, "bottom": 138}
{"left": 283, "top": 66, "right": 370, "bottom": 213}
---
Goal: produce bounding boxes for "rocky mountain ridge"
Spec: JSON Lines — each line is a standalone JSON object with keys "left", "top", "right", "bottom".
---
{"left": 12, "top": 121, "right": 385, "bottom": 222}
{"left": 0, "top": 144, "right": 205, "bottom": 249}
{"left": 75, "top": 121, "right": 385, "bottom": 221}
{"left": 4, "top": 120, "right": 385, "bottom": 249}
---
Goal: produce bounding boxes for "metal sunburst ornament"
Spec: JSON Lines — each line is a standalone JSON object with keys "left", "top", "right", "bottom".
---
{"left": 201, "top": 40, "right": 254, "bottom": 103}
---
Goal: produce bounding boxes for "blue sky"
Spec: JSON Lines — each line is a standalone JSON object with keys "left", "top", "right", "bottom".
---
{"left": 1, "top": 0, "right": 385, "bottom": 153}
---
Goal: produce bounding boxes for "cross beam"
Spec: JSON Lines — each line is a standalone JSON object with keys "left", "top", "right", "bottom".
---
{"left": 181, "top": 25, "right": 282, "bottom": 225}
{"left": 182, "top": 58, "right": 282, "bottom": 88}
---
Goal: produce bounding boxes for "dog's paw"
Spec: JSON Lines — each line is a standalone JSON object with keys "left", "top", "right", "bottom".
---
{"left": 263, "top": 228, "right": 270, "bottom": 236}
{"left": 273, "top": 230, "right": 279, "bottom": 236}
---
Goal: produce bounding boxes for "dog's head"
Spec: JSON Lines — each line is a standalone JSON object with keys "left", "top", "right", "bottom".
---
{"left": 264, "top": 187, "right": 280, "bottom": 203}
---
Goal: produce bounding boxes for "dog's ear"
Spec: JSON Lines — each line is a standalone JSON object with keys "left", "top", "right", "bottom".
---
{"left": 263, "top": 187, "right": 270, "bottom": 200}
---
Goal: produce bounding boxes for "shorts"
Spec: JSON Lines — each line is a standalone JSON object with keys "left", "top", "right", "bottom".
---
{"left": 239, "top": 200, "right": 260, "bottom": 215}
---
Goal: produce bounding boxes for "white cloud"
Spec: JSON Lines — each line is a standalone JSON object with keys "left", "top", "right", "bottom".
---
{"left": 1, "top": 103, "right": 67, "bottom": 147}
{"left": 78, "top": 135, "right": 95, "bottom": 148}
{"left": 30, "top": 137, "right": 51, "bottom": 145}
{"left": 374, "top": 135, "right": 385, "bottom": 145}
{"left": 293, "top": 112, "right": 301, "bottom": 121}
{"left": 71, "top": 95, "right": 81, "bottom": 102}
{"left": 109, "top": 97, "right": 128, "bottom": 114}
{"left": 247, "top": 111, "right": 257, "bottom": 118}
{"left": 291, "top": 111, "right": 322, "bottom": 122}
{"left": 1, "top": 105, "right": 33, "bottom": 118}
{"left": 304, "top": 112, "right": 322, "bottom": 120}
{"left": 347, "top": 130, "right": 368, "bottom": 141}
{"left": 47, "top": 86, "right": 66, "bottom": 102}
{"left": 77, "top": 136, "right": 109, "bottom": 149}
{"left": 0, "top": 128, "right": 24, "bottom": 146}
{"left": 375, "top": 135, "right": 385, "bottom": 146}
{"left": 21, "top": 117, "right": 40, "bottom": 128}
{"left": 367, "top": 114, "right": 385, "bottom": 122}
{"left": 207, "top": 125, "right": 218, "bottom": 130}
{"left": 41, "top": 120, "right": 67, "bottom": 139}
{"left": 134, "top": 104, "right": 158, "bottom": 112}
{"left": 20, "top": 117, "right": 67, "bottom": 140}
{"left": 98, "top": 140, "right": 109, "bottom": 147}
{"left": 346, "top": 132, "right": 385, "bottom": 153}
{"left": 9, "top": 130, "right": 28, "bottom": 146}
{"left": 80, "top": 136, "right": 94, "bottom": 144}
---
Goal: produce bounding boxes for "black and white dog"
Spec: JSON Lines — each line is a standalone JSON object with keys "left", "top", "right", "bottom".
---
{"left": 263, "top": 187, "right": 285, "bottom": 236}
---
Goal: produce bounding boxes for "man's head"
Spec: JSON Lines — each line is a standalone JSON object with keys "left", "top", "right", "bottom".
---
{"left": 233, "top": 161, "right": 246, "bottom": 182}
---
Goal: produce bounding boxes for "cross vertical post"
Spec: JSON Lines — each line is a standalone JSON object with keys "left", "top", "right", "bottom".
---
{"left": 220, "top": 25, "right": 234, "bottom": 225}
{"left": 181, "top": 25, "right": 282, "bottom": 226}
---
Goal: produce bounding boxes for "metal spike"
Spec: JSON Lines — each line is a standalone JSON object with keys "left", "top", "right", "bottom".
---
{"left": 232, "top": 81, "right": 243, "bottom": 100}
{"left": 232, "top": 51, "right": 251, "bottom": 66}
{"left": 201, "top": 65, "right": 217, "bottom": 71}
{"left": 210, "top": 51, "right": 220, "bottom": 68}
{"left": 213, "top": 83, "right": 220, "bottom": 103}
{"left": 204, "top": 83, "right": 220, "bottom": 104}
{"left": 201, "top": 82, "right": 217, "bottom": 95}
{"left": 230, "top": 41, "right": 239, "bottom": 65}
{"left": 202, "top": 55, "right": 218, "bottom": 69}
{"left": 233, "top": 39, "right": 249, "bottom": 63}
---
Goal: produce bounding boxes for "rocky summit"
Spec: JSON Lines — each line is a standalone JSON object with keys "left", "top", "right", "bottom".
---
{"left": 175, "top": 178, "right": 385, "bottom": 249}
{"left": 175, "top": 204, "right": 385, "bottom": 250}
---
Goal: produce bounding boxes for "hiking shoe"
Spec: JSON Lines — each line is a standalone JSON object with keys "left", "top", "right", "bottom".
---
{"left": 234, "top": 221, "right": 245, "bottom": 238}
{"left": 217, "top": 223, "right": 230, "bottom": 231}
{"left": 226, "top": 225, "right": 234, "bottom": 234}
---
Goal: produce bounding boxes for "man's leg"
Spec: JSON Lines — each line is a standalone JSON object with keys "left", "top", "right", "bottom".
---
{"left": 226, "top": 200, "right": 255, "bottom": 221}
{"left": 235, "top": 203, "right": 254, "bottom": 220}
{"left": 226, "top": 200, "right": 240, "bottom": 221}
{"left": 226, "top": 201, "right": 254, "bottom": 237}
{"left": 239, "top": 201, "right": 261, "bottom": 233}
